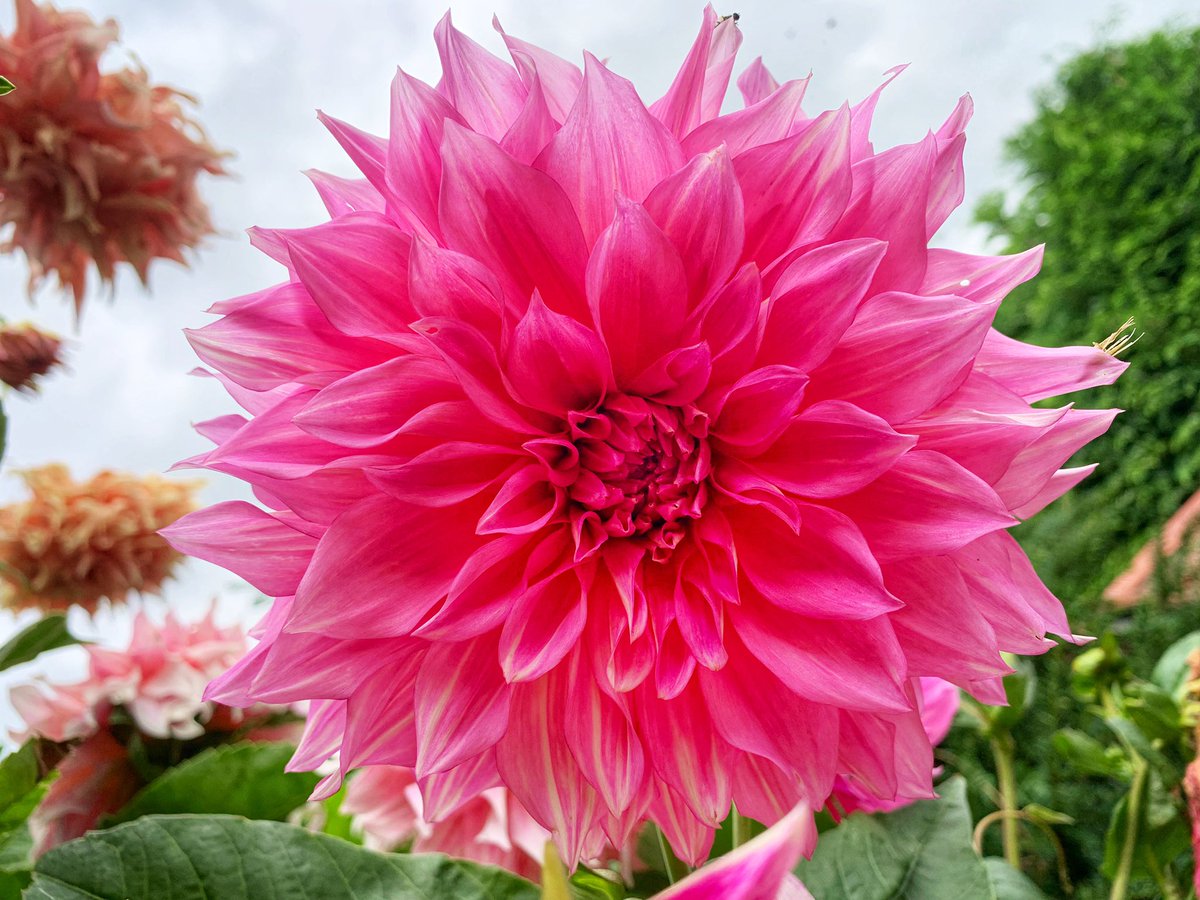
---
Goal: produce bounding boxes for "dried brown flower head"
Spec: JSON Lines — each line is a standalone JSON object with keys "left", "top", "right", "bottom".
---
{"left": 0, "top": 464, "right": 199, "bottom": 612}
{"left": 0, "top": 320, "right": 64, "bottom": 391}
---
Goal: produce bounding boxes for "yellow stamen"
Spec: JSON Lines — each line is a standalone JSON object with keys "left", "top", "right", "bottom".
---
{"left": 1093, "top": 317, "right": 1142, "bottom": 357}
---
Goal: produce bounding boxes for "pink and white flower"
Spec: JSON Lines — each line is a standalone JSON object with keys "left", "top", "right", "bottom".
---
{"left": 164, "top": 6, "right": 1125, "bottom": 866}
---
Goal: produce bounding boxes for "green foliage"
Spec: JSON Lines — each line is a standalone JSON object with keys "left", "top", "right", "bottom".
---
{"left": 793, "top": 777, "right": 1032, "bottom": 898}
{"left": 103, "top": 742, "right": 319, "bottom": 826}
{"left": 977, "top": 26, "right": 1200, "bottom": 604}
{"left": 0, "top": 617, "right": 78, "bottom": 672}
{"left": 26, "top": 815, "right": 540, "bottom": 900}
{"left": 0, "top": 76, "right": 13, "bottom": 96}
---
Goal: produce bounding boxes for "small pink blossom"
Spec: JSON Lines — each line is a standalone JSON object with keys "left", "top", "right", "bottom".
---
{"left": 166, "top": 6, "right": 1124, "bottom": 866}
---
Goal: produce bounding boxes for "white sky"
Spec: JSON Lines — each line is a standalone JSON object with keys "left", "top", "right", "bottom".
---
{"left": 1, "top": 0, "right": 1196, "bottom": 730}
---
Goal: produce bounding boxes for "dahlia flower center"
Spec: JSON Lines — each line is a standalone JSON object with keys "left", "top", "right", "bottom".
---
{"left": 566, "top": 396, "right": 710, "bottom": 558}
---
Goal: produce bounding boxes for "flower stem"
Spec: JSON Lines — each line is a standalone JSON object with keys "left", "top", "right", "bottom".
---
{"left": 731, "top": 805, "right": 752, "bottom": 849}
{"left": 1110, "top": 756, "right": 1149, "bottom": 900}
{"left": 655, "top": 825, "right": 690, "bottom": 884}
{"left": 990, "top": 732, "right": 1022, "bottom": 870}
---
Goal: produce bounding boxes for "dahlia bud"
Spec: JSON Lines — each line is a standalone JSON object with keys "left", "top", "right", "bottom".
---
{"left": 0, "top": 464, "right": 198, "bottom": 612}
{"left": 0, "top": 321, "right": 64, "bottom": 392}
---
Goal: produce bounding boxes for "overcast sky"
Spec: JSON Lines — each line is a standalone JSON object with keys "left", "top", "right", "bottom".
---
{"left": 1, "top": 0, "right": 1196, "bottom": 724}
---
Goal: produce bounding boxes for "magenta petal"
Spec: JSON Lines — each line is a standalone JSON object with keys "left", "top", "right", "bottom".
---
{"left": 758, "top": 239, "right": 887, "bottom": 372}
{"left": 735, "top": 106, "right": 852, "bottom": 268}
{"left": 304, "top": 169, "right": 385, "bottom": 217}
{"left": 643, "top": 147, "right": 745, "bottom": 306}
{"left": 651, "top": 780, "right": 717, "bottom": 866}
{"left": 807, "top": 291, "right": 997, "bottom": 424}
{"left": 407, "top": 238, "right": 506, "bottom": 337}
{"left": 415, "top": 534, "right": 531, "bottom": 641}
{"left": 500, "top": 70, "right": 559, "bottom": 164}
{"left": 684, "top": 77, "right": 809, "bottom": 158}
{"left": 477, "top": 465, "right": 562, "bottom": 536}
{"left": 415, "top": 636, "right": 511, "bottom": 776}
{"left": 161, "top": 502, "right": 316, "bottom": 596}
{"left": 500, "top": 571, "right": 586, "bottom": 682}
{"left": 493, "top": 18, "right": 583, "bottom": 123}
{"left": 341, "top": 654, "right": 423, "bottom": 768}
{"left": 836, "top": 450, "right": 1016, "bottom": 561}
{"left": 976, "top": 330, "right": 1129, "bottom": 402}
{"left": 993, "top": 407, "right": 1119, "bottom": 511}
{"left": 925, "top": 95, "right": 973, "bottom": 237}
{"left": 505, "top": 293, "right": 611, "bottom": 414}
{"left": 418, "top": 749, "right": 503, "bottom": 821}
{"left": 368, "top": 443, "right": 521, "bottom": 507}
{"left": 537, "top": 53, "right": 685, "bottom": 245}
{"left": 287, "top": 496, "right": 477, "bottom": 638}
{"left": 955, "top": 530, "right": 1073, "bottom": 640}
{"left": 317, "top": 112, "right": 388, "bottom": 199}
{"left": 586, "top": 197, "right": 689, "bottom": 383}
{"left": 921, "top": 245, "right": 1043, "bottom": 305}
{"left": 433, "top": 12, "right": 525, "bottom": 141}
{"left": 1012, "top": 464, "right": 1096, "bottom": 519}
{"left": 650, "top": 6, "right": 742, "bottom": 138}
{"left": 736, "top": 57, "right": 782, "bottom": 107}
{"left": 439, "top": 122, "right": 588, "bottom": 320}
{"left": 712, "top": 365, "right": 808, "bottom": 455}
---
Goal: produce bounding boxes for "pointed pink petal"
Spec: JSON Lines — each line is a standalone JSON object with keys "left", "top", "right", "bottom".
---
{"left": 651, "top": 780, "right": 716, "bottom": 867}
{"left": 368, "top": 442, "right": 521, "bottom": 507}
{"left": 737, "top": 57, "right": 781, "bottom": 107}
{"left": 955, "top": 530, "right": 1073, "bottom": 640}
{"left": 684, "top": 77, "right": 808, "bottom": 157}
{"left": 477, "top": 465, "right": 563, "bottom": 536}
{"left": 536, "top": 53, "right": 685, "bottom": 244}
{"left": 318, "top": 112, "right": 389, "bottom": 199}
{"left": 926, "top": 94, "right": 973, "bottom": 237}
{"left": 848, "top": 66, "right": 906, "bottom": 161}
{"left": 418, "top": 749, "right": 503, "bottom": 821}
{"left": 732, "top": 753, "right": 805, "bottom": 827}
{"left": 921, "top": 245, "right": 1042, "bottom": 305}
{"left": 500, "top": 70, "right": 559, "bottom": 164}
{"left": 993, "top": 408, "right": 1119, "bottom": 511}
{"left": 505, "top": 293, "right": 611, "bottom": 413}
{"left": 494, "top": 18, "right": 583, "bottom": 123}
{"left": 304, "top": 169, "right": 385, "bottom": 217}
{"left": 975, "top": 330, "right": 1128, "bottom": 402}
{"left": 1011, "top": 464, "right": 1096, "bottom": 519}
{"left": 500, "top": 571, "right": 587, "bottom": 682}
{"left": 651, "top": 6, "right": 742, "bottom": 137}
{"left": 414, "top": 534, "right": 532, "bottom": 640}
{"left": 434, "top": 12, "right": 525, "bottom": 141}
{"left": 341, "top": 653, "right": 423, "bottom": 769}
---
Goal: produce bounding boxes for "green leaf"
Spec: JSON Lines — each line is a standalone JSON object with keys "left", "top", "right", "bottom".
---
{"left": 0, "top": 399, "right": 7, "bottom": 464}
{"left": 105, "top": 742, "right": 318, "bottom": 825}
{"left": 1151, "top": 630, "right": 1200, "bottom": 701}
{"left": 987, "top": 655, "right": 1037, "bottom": 732}
{"left": 0, "top": 746, "right": 40, "bottom": 817}
{"left": 26, "top": 815, "right": 540, "bottom": 899}
{"left": 569, "top": 868, "right": 626, "bottom": 900}
{"left": 793, "top": 776, "right": 993, "bottom": 899}
{"left": 0, "top": 76, "right": 14, "bottom": 96}
{"left": 982, "top": 858, "right": 1047, "bottom": 898}
{"left": 1050, "top": 728, "right": 1129, "bottom": 779}
{"left": 0, "top": 617, "right": 78, "bottom": 672}
{"left": 1101, "top": 770, "right": 1191, "bottom": 881}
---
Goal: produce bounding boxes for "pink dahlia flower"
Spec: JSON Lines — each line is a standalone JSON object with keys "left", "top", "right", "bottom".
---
{"left": 342, "top": 765, "right": 546, "bottom": 882}
{"left": 164, "top": 7, "right": 1126, "bottom": 866}
{"left": 0, "top": 0, "right": 226, "bottom": 314}
{"left": 9, "top": 607, "right": 274, "bottom": 854}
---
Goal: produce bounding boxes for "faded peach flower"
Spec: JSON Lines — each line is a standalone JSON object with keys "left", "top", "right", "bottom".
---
{"left": 0, "top": 320, "right": 64, "bottom": 391}
{"left": 0, "top": 463, "right": 197, "bottom": 612}
{"left": 0, "top": 0, "right": 227, "bottom": 315}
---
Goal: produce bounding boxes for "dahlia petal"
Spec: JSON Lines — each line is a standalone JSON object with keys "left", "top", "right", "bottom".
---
{"left": 684, "top": 77, "right": 809, "bottom": 158}
{"left": 586, "top": 196, "right": 689, "bottom": 382}
{"left": 368, "top": 443, "right": 521, "bottom": 507}
{"left": 807, "top": 291, "right": 997, "bottom": 423}
{"left": 506, "top": 293, "right": 611, "bottom": 414}
{"left": 496, "top": 673, "right": 600, "bottom": 866}
{"left": 837, "top": 450, "right": 1015, "bottom": 561}
{"left": 736, "top": 57, "right": 782, "bottom": 107}
{"left": 419, "top": 749, "right": 503, "bottom": 821}
{"left": 416, "top": 636, "right": 512, "bottom": 776}
{"left": 317, "top": 113, "right": 389, "bottom": 198}
{"left": 185, "top": 283, "right": 394, "bottom": 391}
{"left": 884, "top": 557, "right": 1012, "bottom": 685}
{"left": 205, "top": 391, "right": 347, "bottom": 479}
{"left": 675, "top": 578, "right": 727, "bottom": 670}
{"left": 657, "top": 803, "right": 816, "bottom": 900}
{"left": 478, "top": 465, "right": 563, "bottom": 536}
{"left": 439, "top": 121, "right": 588, "bottom": 319}
{"left": 926, "top": 96, "right": 973, "bottom": 238}
{"left": 758, "top": 239, "right": 887, "bottom": 372}
{"left": 993, "top": 408, "right": 1119, "bottom": 511}
{"left": 292, "top": 355, "right": 461, "bottom": 449}
{"left": 626, "top": 342, "right": 713, "bottom": 407}
{"left": 826, "top": 133, "right": 937, "bottom": 293}
{"left": 650, "top": 6, "right": 742, "bottom": 138}
{"left": 246, "top": 226, "right": 296, "bottom": 273}
{"left": 975, "top": 330, "right": 1128, "bottom": 402}
{"left": 387, "top": 68, "right": 465, "bottom": 239}
{"left": 749, "top": 400, "right": 915, "bottom": 497}
{"left": 287, "top": 496, "right": 477, "bottom": 638}
{"left": 637, "top": 680, "right": 733, "bottom": 825}
{"left": 731, "top": 601, "right": 910, "bottom": 712}
{"left": 651, "top": 781, "right": 716, "bottom": 866}
{"left": 564, "top": 648, "right": 645, "bottom": 815}
{"left": 288, "top": 699, "right": 347, "bottom": 771}
{"left": 414, "top": 534, "right": 532, "bottom": 640}
{"left": 655, "top": 619, "right": 699, "bottom": 700}
{"left": 499, "top": 570, "right": 587, "bottom": 682}
{"left": 837, "top": 702, "right": 935, "bottom": 806}
{"left": 499, "top": 70, "right": 558, "bottom": 164}
{"left": 249, "top": 631, "right": 399, "bottom": 703}
{"left": 955, "top": 531, "right": 1073, "bottom": 641}
{"left": 160, "top": 501, "right": 316, "bottom": 596}
{"left": 700, "top": 262, "right": 762, "bottom": 388}
{"left": 537, "top": 53, "right": 686, "bottom": 245}
{"left": 847, "top": 66, "right": 905, "bottom": 162}
{"left": 1011, "top": 464, "right": 1097, "bottom": 519}
{"left": 643, "top": 146, "right": 745, "bottom": 306}
{"left": 699, "top": 642, "right": 838, "bottom": 801}
{"left": 304, "top": 169, "right": 385, "bottom": 217}
{"left": 712, "top": 365, "right": 808, "bottom": 455}
{"left": 735, "top": 106, "right": 852, "bottom": 268}
{"left": 728, "top": 503, "right": 901, "bottom": 620}
{"left": 342, "top": 653, "right": 423, "bottom": 768}
{"left": 493, "top": 18, "right": 583, "bottom": 123}
{"left": 433, "top": 12, "right": 525, "bottom": 142}
{"left": 732, "top": 754, "right": 805, "bottom": 828}
{"left": 921, "top": 245, "right": 1043, "bottom": 305}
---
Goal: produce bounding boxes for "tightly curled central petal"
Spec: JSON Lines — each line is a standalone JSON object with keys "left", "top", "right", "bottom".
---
{"left": 564, "top": 396, "right": 709, "bottom": 559}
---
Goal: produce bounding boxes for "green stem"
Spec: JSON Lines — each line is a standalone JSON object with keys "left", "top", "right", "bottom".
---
{"left": 1110, "top": 756, "right": 1149, "bottom": 900}
{"left": 1145, "top": 852, "right": 1183, "bottom": 900}
{"left": 731, "top": 805, "right": 752, "bottom": 849}
{"left": 990, "top": 732, "right": 1022, "bottom": 870}
{"left": 656, "top": 825, "right": 690, "bottom": 885}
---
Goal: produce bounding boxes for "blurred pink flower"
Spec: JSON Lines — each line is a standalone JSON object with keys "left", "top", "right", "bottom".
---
{"left": 165, "top": 6, "right": 1124, "bottom": 866}
{"left": 0, "top": 0, "right": 226, "bottom": 315}
{"left": 9, "top": 608, "right": 272, "bottom": 854}
{"left": 342, "top": 765, "right": 546, "bottom": 882}
{"left": 830, "top": 676, "right": 959, "bottom": 816}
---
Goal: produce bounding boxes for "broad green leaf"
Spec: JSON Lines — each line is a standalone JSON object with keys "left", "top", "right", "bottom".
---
{"left": 1151, "top": 630, "right": 1200, "bottom": 701}
{"left": 982, "top": 858, "right": 1047, "bottom": 899}
{"left": 0, "top": 747, "right": 40, "bottom": 816}
{"left": 568, "top": 868, "right": 626, "bottom": 900}
{"left": 27, "top": 815, "right": 540, "bottom": 900}
{"left": 0, "top": 76, "right": 14, "bottom": 96}
{"left": 0, "top": 618, "right": 78, "bottom": 672}
{"left": 793, "top": 777, "right": 993, "bottom": 899}
{"left": 105, "top": 742, "right": 318, "bottom": 825}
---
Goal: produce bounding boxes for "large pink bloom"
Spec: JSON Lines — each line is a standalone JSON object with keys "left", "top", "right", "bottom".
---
{"left": 164, "top": 7, "right": 1126, "bottom": 866}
